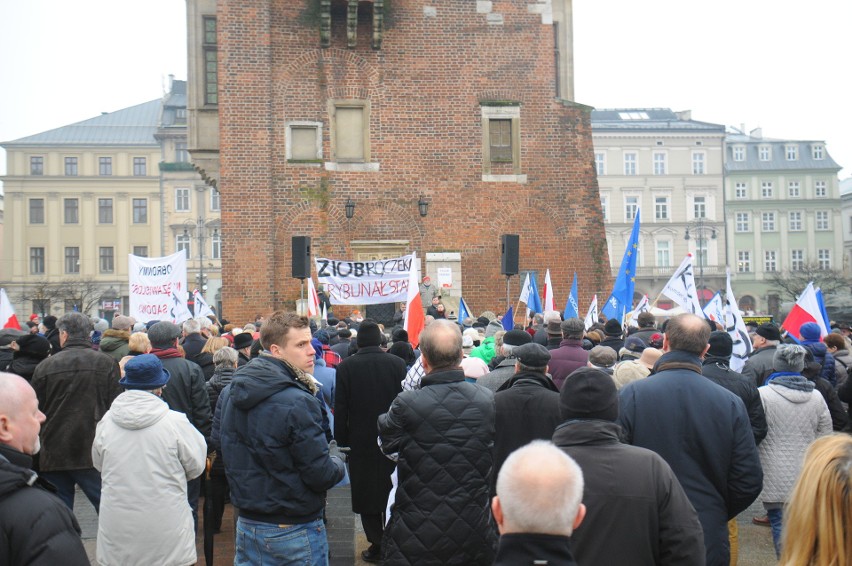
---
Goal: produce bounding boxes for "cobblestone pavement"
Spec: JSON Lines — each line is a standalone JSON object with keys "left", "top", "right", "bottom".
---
{"left": 76, "top": 487, "right": 777, "bottom": 565}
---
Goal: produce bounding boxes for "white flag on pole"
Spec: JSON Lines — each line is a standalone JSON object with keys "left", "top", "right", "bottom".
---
{"left": 624, "top": 295, "right": 650, "bottom": 328}
{"left": 703, "top": 292, "right": 726, "bottom": 324}
{"left": 192, "top": 289, "right": 214, "bottom": 319}
{"left": 306, "top": 278, "right": 320, "bottom": 318}
{"left": 724, "top": 269, "right": 752, "bottom": 372}
{"left": 660, "top": 254, "right": 704, "bottom": 315}
{"left": 584, "top": 294, "right": 598, "bottom": 331}
{"left": 543, "top": 269, "right": 554, "bottom": 312}
{"left": 519, "top": 272, "right": 532, "bottom": 317}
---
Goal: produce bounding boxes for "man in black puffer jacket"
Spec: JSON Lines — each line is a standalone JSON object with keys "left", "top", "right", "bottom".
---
{"left": 379, "top": 320, "right": 497, "bottom": 565}
{"left": 0, "top": 373, "right": 89, "bottom": 566}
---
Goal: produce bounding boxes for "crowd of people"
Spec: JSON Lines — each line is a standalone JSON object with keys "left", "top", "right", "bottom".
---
{"left": 0, "top": 302, "right": 850, "bottom": 566}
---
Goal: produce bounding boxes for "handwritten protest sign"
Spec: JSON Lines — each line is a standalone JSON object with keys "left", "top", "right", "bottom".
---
{"left": 129, "top": 251, "right": 191, "bottom": 323}
{"left": 315, "top": 254, "right": 414, "bottom": 305}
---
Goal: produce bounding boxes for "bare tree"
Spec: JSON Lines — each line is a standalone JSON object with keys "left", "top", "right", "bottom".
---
{"left": 767, "top": 263, "right": 851, "bottom": 302}
{"left": 61, "top": 277, "right": 108, "bottom": 315}
{"left": 16, "top": 280, "right": 64, "bottom": 317}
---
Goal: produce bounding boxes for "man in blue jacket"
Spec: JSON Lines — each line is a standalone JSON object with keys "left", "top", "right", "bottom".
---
{"left": 618, "top": 314, "right": 763, "bottom": 566}
{"left": 220, "top": 311, "right": 345, "bottom": 565}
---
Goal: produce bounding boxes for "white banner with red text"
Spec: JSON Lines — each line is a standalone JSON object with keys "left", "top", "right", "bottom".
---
{"left": 315, "top": 254, "right": 415, "bottom": 305}
{"left": 128, "top": 251, "right": 191, "bottom": 323}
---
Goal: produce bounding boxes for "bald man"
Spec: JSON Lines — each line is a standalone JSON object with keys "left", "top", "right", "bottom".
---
{"left": 0, "top": 373, "right": 89, "bottom": 565}
{"left": 618, "top": 314, "right": 763, "bottom": 566}
{"left": 492, "top": 441, "right": 585, "bottom": 565}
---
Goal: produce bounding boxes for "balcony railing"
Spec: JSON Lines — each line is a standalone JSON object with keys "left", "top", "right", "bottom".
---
{"left": 614, "top": 265, "right": 727, "bottom": 278}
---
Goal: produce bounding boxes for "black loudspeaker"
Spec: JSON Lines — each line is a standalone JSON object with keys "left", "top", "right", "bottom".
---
{"left": 501, "top": 234, "right": 519, "bottom": 276}
{"left": 292, "top": 236, "right": 311, "bottom": 279}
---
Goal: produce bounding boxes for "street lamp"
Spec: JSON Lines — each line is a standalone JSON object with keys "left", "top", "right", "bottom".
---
{"left": 418, "top": 195, "right": 429, "bottom": 217}
{"left": 345, "top": 198, "right": 355, "bottom": 219}
{"left": 684, "top": 219, "right": 717, "bottom": 305}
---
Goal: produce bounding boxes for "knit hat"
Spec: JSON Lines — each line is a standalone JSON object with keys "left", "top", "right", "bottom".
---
{"left": 604, "top": 318, "right": 622, "bottom": 337}
{"left": 773, "top": 344, "right": 807, "bottom": 373}
{"left": 93, "top": 318, "right": 109, "bottom": 333}
{"left": 638, "top": 347, "right": 663, "bottom": 370}
{"left": 357, "top": 319, "right": 383, "bottom": 347}
{"left": 649, "top": 333, "right": 664, "bottom": 349}
{"left": 145, "top": 319, "right": 162, "bottom": 331}
{"left": 756, "top": 323, "right": 781, "bottom": 342}
{"left": 338, "top": 328, "right": 352, "bottom": 339}
{"left": 42, "top": 315, "right": 57, "bottom": 330}
{"left": 462, "top": 334, "right": 474, "bottom": 349}
{"left": 514, "top": 343, "right": 551, "bottom": 367}
{"left": 559, "top": 367, "right": 619, "bottom": 421}
{"left": 589, "top": 345, "right": 617, "bottom": 368}
{"left": 233, "top": 332, "right": 254, "bottom": 350}
{"left": 15, "top": 334, "right": 52, "bottom": 360}
{"left": 612, "top": 360, "right": 650, "bottom": 390}
{"left": 119, "top": 354, "right": 170, "bottom": 390}
{"left": 799, "top": 322, "right": 821, "bottom": 342}
{"left": 485, "top": 319, "right": 504, "bottom": 338}
{"left": 707, "top": 331, "right": 733, "bottom": 359}
{"left": 314, "top": 329, "right": 330, "bottom": 345}
{"left": 503, "top": 329, "right": 533, "bottom": 347}
{"left": 111, "top": 315, "right": 136, "bottom": 331}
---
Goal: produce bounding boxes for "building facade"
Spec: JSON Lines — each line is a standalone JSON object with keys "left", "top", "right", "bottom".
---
{"left": 592, "top": 109, "right": 727, "bottom": 308}
{"left": 187, "top": 0, "right": 608, "bottom": 323}
{"left": 725, "top": 130, "right": 843, "bottom": 315}
{"left": 0, "top": 80, "right": 220, "bottom": 319}
{"left": 841, "top": 178, "right": 852, "bottom": 272}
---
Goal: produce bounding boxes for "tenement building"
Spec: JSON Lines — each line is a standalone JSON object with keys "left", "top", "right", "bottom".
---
{"left": 186, "top": 0, "right": 608, "bottom": 323}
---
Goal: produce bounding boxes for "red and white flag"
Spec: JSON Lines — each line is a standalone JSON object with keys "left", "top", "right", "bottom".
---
{"left": 781, "top": 282, "right": 828, "bottom": 340}
{"left": 543, "top": 269, "right": 555, "bottom": 313}
{"left": 306, "top": 278, "right": 321, "bottom": 318}
{"left": 0, "top": 289, "right": 21, "bottom": 330}
{"left": 404, "top": 252, "right": 426, "bottom": 348}
{"left": 584, "top": 294, "right": 598, "bottom": 331}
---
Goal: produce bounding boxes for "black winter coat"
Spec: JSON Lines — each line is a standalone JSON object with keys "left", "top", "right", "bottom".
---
{"left": 0, "top": 446, "right": 89, "bottom": 566}
{"left": 181, "top": 332, "right": 207, "bottom": 364}
{"left": 702, "top": 357, "right": 768, "bottom": 445}
{"left": 195, "top": 352, "right": 215, "bottom": 380}
{"left": 618, "top": 351, "right": 763, "bottom": 566}
{"left": 493, "top": 371, "right": 560, "bottom": 494}
{"left": 378, "top": 368, "right": 497, "bottom": 565}
{"left": 334, "top": 346, "right": 404, "bottom": 514}
{"left": 31, "top": 338, "right": 121, "bottom": 471}
{"left": 155, "top": 354, "right": 212, "bottom": 438}
{"left": 493, "top": 534, "right": 578, "bottom": 566}
{"left": 838, "top": 374, "right": 852, "bottom": 432}
{"left": 220, "top": 355, "right": 345, "bottom": 524}
{"left": 206, "top": 365, "right": 236, "bottom": 475}
{"left": 43, "top": 328, "right": 62, "bottom": 355}
{"left": 553, "top": 420, "right": 705, "bottom": 566}
{"left": 6, "top": 354, "right": 44, "bottom": 382}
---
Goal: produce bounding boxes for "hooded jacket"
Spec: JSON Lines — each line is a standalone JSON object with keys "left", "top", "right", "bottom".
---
{"left": 92, "top": 390, "right": 206, "bottom": 566}
{"left": 219, "top": 355, "right": 345, "bottom": 524}
{"left": 98, "top": 329, "right": 131, "bottom": 363}
{"left": 757, "top": 375, "right": 832, "bottom": 503}
{"left": 0, "top": 445, "right": 90, "bottom": 566}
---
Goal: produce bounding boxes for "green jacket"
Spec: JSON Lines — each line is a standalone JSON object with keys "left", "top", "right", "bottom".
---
{"left": 469, "top": 336, "right": 496, "bottom": 364}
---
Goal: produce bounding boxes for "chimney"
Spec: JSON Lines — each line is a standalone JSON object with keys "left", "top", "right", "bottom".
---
{"left": 750, "top": 127, "right": 762, "bottom": 140}
{"left": 168, "top": 74, "right": 175, "bottom": 93}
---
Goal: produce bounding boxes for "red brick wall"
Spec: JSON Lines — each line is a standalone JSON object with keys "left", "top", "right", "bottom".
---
{"left": 218, "top": 0, "right": 609, "bottom": 322}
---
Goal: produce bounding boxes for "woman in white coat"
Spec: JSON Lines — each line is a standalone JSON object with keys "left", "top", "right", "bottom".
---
{"left": 92, "top": 354, "right": 207, "bottom": 566}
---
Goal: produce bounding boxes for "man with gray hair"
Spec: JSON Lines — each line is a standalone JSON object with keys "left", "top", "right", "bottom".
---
{"left": 31, "top": 312, "right": 122, "bottom": 511}
{"left": 181, "top": 317, "right": 208, "bottom": 363}
{"left": 379, "top": 319, "right": 496, "bottom": 564}
{"left": 492, "top": 440, "right": 585, "bottom": 565}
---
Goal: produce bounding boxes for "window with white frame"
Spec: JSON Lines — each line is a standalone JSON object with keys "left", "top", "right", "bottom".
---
{"left": 176, "top": 234, "right": 191, "bottom": 258}
{"left": 653, "top": 152, "right": 666, "bottom": 175}
{"left": 175, "top": 188, "right": 191, "bottom": 212}
{"left": 791, "top": 249, "right": 804, "bottom": 271}
{"left": 656, "top": 240, "right": 671, "bottom": 267}
{"left": 210, "top": 188, "right": 220, "bottom": 211}
{"left": 623, "top": 152, "right": 637, "bottom": 176}
{"left": 733, "top": 146, "right": 745, "bottom": 161}
{"left": 600, "top": 195, "right": 609, "bottom": 221}
{"left": 735, "top": 182, "right": 748, "bottom": 199}
{"left": 788, "top": 180, "right": 800, "bottom": 198}
{"left": 691, "top": 152, "right": 705, "bottom": 175}
{"left": 99, "top": 247, "right": 114, "bottom": 273}
{"left": 762, "top": 212, "right": 776, "bottom": 232}
{"left": 735, "top": 212, "right": 751, "bottom": 232}
{"left": 785, "top": 145, "right": 798, "bottom": 160}
{"left": 816, "top": 210, "right": 830, "bottom": 230}
{"left": 695, "top": 239, "right": 708, "bottom": 268}
{"left": 625, "top": 196, "right": 639, "bottom": 221}
{"left": 788, "top": 211, "right": 803, "bottom": 231}
{"left": 211, "top": 231, "right": 221, "bottom": 260}
{"left": 737, "top": 251, "right": 752, "bottom": 273}
{"left": 812, "top": 145, "right": 824, "bottom": 160}
{"left": 759, "top": 146, "right": 771, "bottom": 161}
{"left": 654, "top": 196, "right": 670, "bottom": 220}
{"left": 814, "top": 180, "right": 827, "bottom": 198}
{"left": 594, "top": 152, "right": 605, "bottom": 176}
{"left": 761, "top": 181, "right": 774, "bottom": 198}
{"left": 818, "top": 249, "right": 831, "bottom": 270}
{"left": 693, "top": 196, "right": 706, "bottom": 219}
{"left": 764, "top": 250, "right": 777, "bottom": 272}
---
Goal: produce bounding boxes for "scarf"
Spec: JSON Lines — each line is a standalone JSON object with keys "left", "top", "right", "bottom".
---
{"left": 261, "top": 352, "right": 319, "bottom": 395}
{"left": 765, "top": 372, "right": 815, "bottom": 392}
{"left": 151, "top": 347, "right": 183, "bottom": 359}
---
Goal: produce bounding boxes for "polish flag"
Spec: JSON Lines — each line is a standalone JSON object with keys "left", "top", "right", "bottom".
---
{"left": 404, "top": 252, "right": 426, "bottom": 348}
{"left": 306, "top": 278, "right": 320, "bottom": 318}
{"left": 0, "top": 289, "right": 21, "bottom": 330}
{"left": 543, "top": 269, "right": 555, "bottom": 313}
{"left": 781, "top": 282, "right": 828, "bottom": 340}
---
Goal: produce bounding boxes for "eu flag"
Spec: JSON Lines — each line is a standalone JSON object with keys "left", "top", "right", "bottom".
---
{"left": 601, "top": 210, "right": 640, "bottom": 324}
{"left": 563, "top": 273, "right": 579, "bottom": 320}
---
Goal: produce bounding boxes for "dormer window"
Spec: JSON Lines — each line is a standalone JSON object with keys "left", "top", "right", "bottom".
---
{"left": 758, "top": 145, "right": 771, "bottom": 161}
{"left": 812, "top": 145, "right": 824, "bottom": 160}
{"left": 785, "top": 145, "right": 798, "bottom": 161}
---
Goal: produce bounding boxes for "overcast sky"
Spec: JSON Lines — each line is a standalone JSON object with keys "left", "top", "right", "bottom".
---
{"left": 1, "top": 0, "right": 849, "bottom": 186}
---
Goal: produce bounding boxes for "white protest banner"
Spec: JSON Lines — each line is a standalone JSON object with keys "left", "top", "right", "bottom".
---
{"left": 315, "top": 254, "right": 414, "bottom": 305}
{"left": 660, "top": 254, "right": 704, "bottom": 315}
{"left": 129, "top": 251, "right": 191, "bottom": 323}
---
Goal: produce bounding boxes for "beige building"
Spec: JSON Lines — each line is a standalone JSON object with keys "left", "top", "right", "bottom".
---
{"left": 0, "top": 80, "right": 220, "bottom": 319}
{"left": 592, "top": 109, "right": 727, "bottom": 307}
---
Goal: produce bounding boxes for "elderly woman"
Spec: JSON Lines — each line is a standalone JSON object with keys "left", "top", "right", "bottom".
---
{"left": 758, "top": 344, "right": 832, "bottom": 557}
{"left": 206, "top": 346, "right": 238, "bottom": 533}
{"left": 92, "top": 354, "right": 207, "bottom": 566}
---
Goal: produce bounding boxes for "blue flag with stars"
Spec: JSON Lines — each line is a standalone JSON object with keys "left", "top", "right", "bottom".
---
{"left": 563, "top": 272, "right": 579, "bottom": 320}
{"left": 601, "top": 210, "right": 641, "bottom": 324}
{"left": 458, "top": 297, "right": 472, "bottom": 325}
